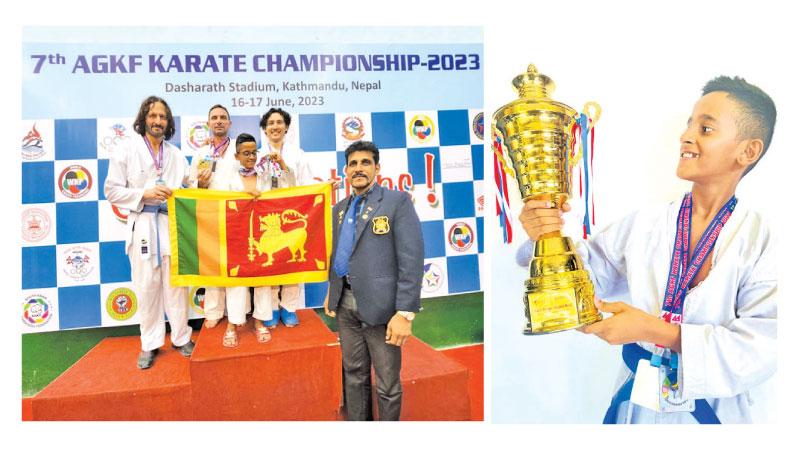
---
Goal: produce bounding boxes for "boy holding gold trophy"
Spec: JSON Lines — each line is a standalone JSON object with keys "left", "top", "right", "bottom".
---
{"left": 507, "top": 69, "right": 777, "bottom": 423}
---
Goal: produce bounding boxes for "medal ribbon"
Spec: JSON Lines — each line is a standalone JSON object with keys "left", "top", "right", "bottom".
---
{"left": 652, "top": 192, "right": 737, "bottom": 368}
{"left": 211, "top": 137, "right": 230, "bottom": 159}
{"left": 661, "top": 192, "right": 737, "bottom": 323}
{"left": 256, "top": 155, "right": 268, "bottom": 174}
{"left": 266, "top": 143, "right": 285, "bottom": 178}
{"left": 142, "top": 136, "right": 164, "bottom": 178}
{"left": 239, "top": 166, "right": 257, "bottom": 177}
{"left": 255, "top": 144, "right": 284, "bottom": 178}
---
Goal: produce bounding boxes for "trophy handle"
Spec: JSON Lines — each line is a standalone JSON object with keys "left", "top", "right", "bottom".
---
{"left": 568, "top": 101, "right": 602, "bottom": 169}
{"left": 582, "top": 101, "right": 602, "bottom": 127}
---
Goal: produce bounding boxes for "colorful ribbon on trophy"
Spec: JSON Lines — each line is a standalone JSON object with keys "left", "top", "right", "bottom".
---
{"left": 492, "top": 132, "right": 514, "bottom": 243}
{"left": 589, "top": 119, "right": 594, "bottom": 229}
{"left": 571, "top": 102, "right": 601, "bottom": 239}
{"left": 573, "top": 113, "right": 592, "bottom": 238}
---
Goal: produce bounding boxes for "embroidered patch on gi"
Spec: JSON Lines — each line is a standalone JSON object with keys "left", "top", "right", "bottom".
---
{"left": 372, "top": 216, "right": 390, "bottom": 234}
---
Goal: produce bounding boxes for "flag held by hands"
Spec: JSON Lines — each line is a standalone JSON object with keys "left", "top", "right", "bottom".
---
{"left": 168, "top": 183, "right": 332, "bottom": 287}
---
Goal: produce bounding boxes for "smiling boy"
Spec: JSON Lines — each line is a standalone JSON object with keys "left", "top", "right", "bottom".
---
{"left": 518, "top": 76, "right": 777, "bottom": 423}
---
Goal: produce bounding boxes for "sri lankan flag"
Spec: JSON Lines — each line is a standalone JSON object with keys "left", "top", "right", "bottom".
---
{"left": 168, "top": 183, "right": 332, "bottom": 287}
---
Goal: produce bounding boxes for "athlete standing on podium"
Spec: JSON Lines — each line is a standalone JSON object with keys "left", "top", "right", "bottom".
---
{"left": 188, "top": 104, "right": 237, "bottom": 329}
{"left": 105, "top": 95, "right": 195, "bottom": 369}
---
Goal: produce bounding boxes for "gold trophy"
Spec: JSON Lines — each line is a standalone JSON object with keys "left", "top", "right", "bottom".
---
{"left": 493, "top": 64, "right": 603, "bottom": 334}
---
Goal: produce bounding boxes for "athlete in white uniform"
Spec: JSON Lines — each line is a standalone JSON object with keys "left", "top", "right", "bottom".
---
{"left": 188, "top": 104, "right": 238, "bottom": 329}
{"left": 104, "top": 95, "right": 194, "bottom": 369}
{"left": 257, "top": 108, "right": 313, "bottom": 328}
{"left": 517, "top": 76, "right": 777, "bottom": 423}
{"left": 218, "top": 133, "right": 275, "bottom": 347}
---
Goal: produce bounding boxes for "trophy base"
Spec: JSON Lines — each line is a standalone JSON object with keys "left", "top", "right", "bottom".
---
{"left": 522, "top": 316, "right": 601, "bottom": 335}
{"left": 522, "top": 268, "right": 602, "bottom": 335}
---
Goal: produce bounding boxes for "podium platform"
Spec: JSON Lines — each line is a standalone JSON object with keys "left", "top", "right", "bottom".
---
{"left": 24, "top": 310, "right": 477, "bottom": 421}
{"left": 441, "top": 344, "right": 483, "bottom": 421}
{"left": 190, "top": 311, "right": 341, "bottom": 420}
{"left": 28, "top": 331, "right": 196, "bottom": 420}
{"left": 394, "top": 337, "right": 471, "bottom": 421}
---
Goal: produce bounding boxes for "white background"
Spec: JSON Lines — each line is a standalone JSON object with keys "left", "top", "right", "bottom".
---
{"left": 5, "top": 0, "right": 798, "bottom": 449}
{"left": 487, "top": 1, "right": 790, "bottom": 424}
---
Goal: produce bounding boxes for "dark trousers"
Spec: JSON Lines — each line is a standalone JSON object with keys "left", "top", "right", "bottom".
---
{"left": 336, "top": 289, "right": 402, "bottom": 421}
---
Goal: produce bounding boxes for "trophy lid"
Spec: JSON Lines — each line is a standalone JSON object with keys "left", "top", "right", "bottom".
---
{"left": 512, "top": 64, "right": 556, "bottom": 99}
{"left": 493, "top": 64, "right": 577, "bottom": 126}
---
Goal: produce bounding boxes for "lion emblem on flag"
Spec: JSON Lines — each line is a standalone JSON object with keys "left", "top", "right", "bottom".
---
{"left": 248, "top": 209, "right": 309, "bottom": 267}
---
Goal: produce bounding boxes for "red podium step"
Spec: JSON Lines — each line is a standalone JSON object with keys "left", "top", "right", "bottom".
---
{"left": 393, "top": 337, "right": 471, "bottom": 421}
{"left": 25, "top": 310, "right": 479, "bottom": 421}
{"left": 28, "top": 332, "right": 196, "bottom": 421}
{"left": 190, "top": 309, "right": 341, "bottom": 420}
{"left": 441, "top": 344, "right": 484, "bottom": 421}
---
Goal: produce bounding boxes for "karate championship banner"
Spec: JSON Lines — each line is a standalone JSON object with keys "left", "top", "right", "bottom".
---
{"left": 21, "top": 27, "right": 484, "bottom": 333}
{"left": 169, "top": 184, "right": 333, "bottom": 287}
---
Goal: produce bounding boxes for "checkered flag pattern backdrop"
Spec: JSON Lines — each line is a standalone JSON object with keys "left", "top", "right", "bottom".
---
{"left": 21, "top": 108, "right": 484, "bottom": 333}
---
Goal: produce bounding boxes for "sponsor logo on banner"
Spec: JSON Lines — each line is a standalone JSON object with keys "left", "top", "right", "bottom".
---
{"left": 106, "top": 288, "right": 137, "bottom": 321}
{"left": 188, "top": 121, "right": 210, "bottom": 151}
{"left": 448, "top": 221, "right": 474, "bottom": 252}
{"left": 111, "top": 204, "right": 129, "bottom": 224}
{"left": 472, "top": 112, "right": 484, "bottom": 140}
{"left": 59, "top": 165, "right": 93, "bottom": 199}
{"left": 99, "top": 123, "right": 131, "bottom": 155}
{"left": 21, "top": 123, "right": 46, "bottom": 160}
{"left": 189, "top": 286, "right": 205, "bottom": 315}
{"left": 22, "top": 295, "right": 52, "bottom": 327}
{"left": 22, "top": 208, "right": 51, "bottom": 242}
{"left": 442, "top": 157, "right": 472, "bottom": 172}
{"left": 408, "top": 114, "right": 435, "bottom": 144}
{"left": 62, "top": 245, "right": 95, "bottom": 282}
{"left": 341, "top": 116, "right": 365, "bottom": 141}
{"left": 422, "top": 262, "right": 444, "bottom": 293}
{"left": 477, "top": 195, "right": 484, "bottom": 213}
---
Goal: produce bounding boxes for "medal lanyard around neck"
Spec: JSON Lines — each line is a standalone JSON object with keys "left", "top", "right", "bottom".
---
{"left": 652, "top": 192, "right": 737, "bottom": 367}
{"left": 255, "top": 144, "right": 279, "bottom": 175}
{"left": 266, "top": 143, "right": 284, "bottom": 177}
{"left": 239, "top": 166, "right": 257, "bottom": 177}
{"left": 143, "top": 136, "right": 164, "bottom": 177}
{"left": 211, "top": 137, "right": 230, "bottom": 159}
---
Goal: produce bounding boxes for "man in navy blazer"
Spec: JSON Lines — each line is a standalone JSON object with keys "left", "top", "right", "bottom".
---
{"left": 324, "top": 140, "right": 424, "bottom": 421}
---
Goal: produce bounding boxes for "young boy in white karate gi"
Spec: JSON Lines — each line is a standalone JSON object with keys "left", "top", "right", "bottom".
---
{"left": 219, "top": 133, "right": 275, "bottom": 347}
{"left": 518, "top": 76, "right": 777, "bottom": 423}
